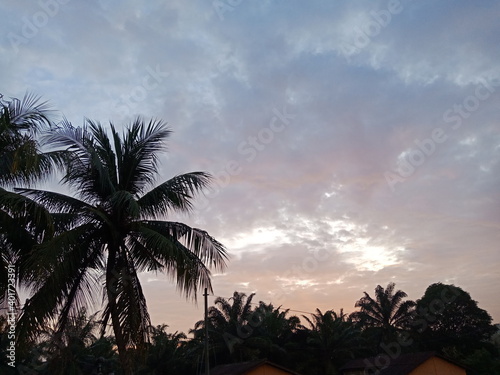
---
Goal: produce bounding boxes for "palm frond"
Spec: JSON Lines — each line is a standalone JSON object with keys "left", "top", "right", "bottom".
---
{"left": 0, "top": 188, "right": 54, "bottom": 233}
{"left": 15, "top": 188, "right": 94, "bottom": 216}
{"left": 143, "top": 221, "right": 228, "bottom": 271}
{"left": 0, "top": 93, "right": 62, "bottom": 186}
{"left": 2, "top": 92, "right": 53, "bottom": 133}
{"left": 128, "top": 222, "right": 215, "bottom": 298}
{"left": 17, "top": 234, "right": 102, "bottom": 346}
{"left": 118, "top": 118, "right": 171, "bottom": 194}
{"left": 138, "top": 172, "right": 212, "bottom": 218}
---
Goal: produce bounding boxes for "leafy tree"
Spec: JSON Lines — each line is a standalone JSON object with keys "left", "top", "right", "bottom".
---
{"left": 461, "top": 347, "right": 500, "bottom": 375}
{"left": 14, "top": 118, "right": 228, "bottom": 374}
{"left": 351, "top": 282, "right": 415, "bottom": 348}
{"left": 413, "top": 283, "right": 497, "bottom": 355}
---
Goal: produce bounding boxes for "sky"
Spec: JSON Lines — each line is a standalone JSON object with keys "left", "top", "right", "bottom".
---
{"left": 1, "top": 0, "right": 499, "bottom": 334}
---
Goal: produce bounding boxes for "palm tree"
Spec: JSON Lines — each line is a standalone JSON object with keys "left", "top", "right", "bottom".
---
{"left": 0, "top": 92, "right": 63, "bottom": 312}
{"left": 138, "top": 325, "right": 189, "bottom": 375}
{"left": 192, "top": 291, "right": 257, "bottom": 364}
{"left": 33, "top": 308, "right": 118, "bottom": 375}
{"left": 0, "top": 92, "right": 61, "bottom": 186}
{"left": 11, "top": 307, "right": 118, "bottom": 374}
{"left": 15, "top": 118, "right": 228, "bottom": 374}
{"left": 351, "top": 282, "right": 415, "bottom": 348}
{"left": 301, "top": 309, "right": 360, "bottom": 375}
{"left": 250, "top": 302, "right": 300, "bottom": 364}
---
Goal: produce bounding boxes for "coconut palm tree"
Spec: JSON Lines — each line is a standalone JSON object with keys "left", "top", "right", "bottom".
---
{"left": 0, "top": 92, "right": 63, "bottom": 311}
{"left": 351, "top": 282, "right": 415, "bottom": 347}
{"left": 0, "top": 92, "right": 61, "bottom": 186}
{"left": 15, "top": 118, "right": 228, "bottom": 374}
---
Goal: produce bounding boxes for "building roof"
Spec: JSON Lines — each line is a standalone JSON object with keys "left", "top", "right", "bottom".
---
{"left": 206, "top": 359, "right": 303, "bottom": 375}
{"left": 340, "top": 351, "right": 466, "bottom": 375}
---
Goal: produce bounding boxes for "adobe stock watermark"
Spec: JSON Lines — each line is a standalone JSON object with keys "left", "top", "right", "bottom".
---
{"left": 340, "top": 0, "right": 405, "bottom": 60}
{"left": 196, "top": 106, "right": 295, "bottom": 213}
{"left": 384, "top": 77, "right": 499, "bottom": 192}
{"left": 6, "top": 264, "right": 17, "bottom": 368}
{"left": 7, "top": 0, "right": 72, "bottom": 54}
{"left": 212, "top": 0, "right": 244, "bottom": 21}
{"left": 362, "top": 285, "right": 461, "bottom": 374}
{"left": 112, "top": 65, "right": 169, "bottom": 116}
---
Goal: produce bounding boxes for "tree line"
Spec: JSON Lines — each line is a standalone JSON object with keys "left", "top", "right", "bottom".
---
{"left": 0, "top": 94, "right": 498, "bottom": 374}
{"left": 1, "top": 283, "right": 499, "bottom": 374}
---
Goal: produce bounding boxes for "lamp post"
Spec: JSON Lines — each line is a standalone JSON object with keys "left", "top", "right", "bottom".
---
{"left": 204, "top": 288, "right": 210, "bottom": 375}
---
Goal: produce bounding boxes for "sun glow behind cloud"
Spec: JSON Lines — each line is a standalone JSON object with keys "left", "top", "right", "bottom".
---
{"left": 223, "top": 226, "right": 290, "bottom": 251}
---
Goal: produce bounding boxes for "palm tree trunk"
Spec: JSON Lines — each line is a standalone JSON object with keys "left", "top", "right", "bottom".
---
{"left": 106, "top": 251, "right": 134, "bottom": 375}
{"left": 110, "top": 301, "right": 133, "bottom": 375}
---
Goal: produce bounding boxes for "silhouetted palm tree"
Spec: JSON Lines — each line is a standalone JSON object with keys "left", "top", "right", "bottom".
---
{"left": 0, "top": 93, "right": 63, "bottom": 311}
{"left": 137, "top": 325, "right": 189, "bottom": 375}
{"left": 351, "top": 282, "right": 415, "bottom": 347}
{"left": 11, "top": 308, "right": 118, "bottom": 374}
{"left": 15, "top": 118, "right": 228, "bottom": 374}
{"left": 192, "top": 291, "right": 257, "bottom": 363}
{"left": 37, "top": 308, "right": 118, "bottom": 375}
{"left": 250, "top": 302, "right": 300, "bottom": 364}
{"left": 0, "top": 93, "right": 61, "bottom": 186}
{"left": 301, "top": 309, "right": 360, "bottom": 375}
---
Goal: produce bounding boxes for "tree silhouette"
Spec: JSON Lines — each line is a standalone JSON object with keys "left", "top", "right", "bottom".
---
{"left": 351, "top": 282, "right": 415, "bottom": 348}
{"left": 0, "top": 92, "right": 61, "bottom": 186}
{"left": 0, "top": 93, "right": 64, "bottom": 309}
{"left": 250, "top": 302, "right": 300, "bottom": 364}
{"left": 14, "top": 118, "right": 227, "bottom": 374}
{"left": 192, "top": 291, "right": 259, "bottom": 364}
{"left": 414, "top": 283, "right": 496, "bottom": 354}
{"left": 301, "top": 309, "right": 360, "bottom": 375}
